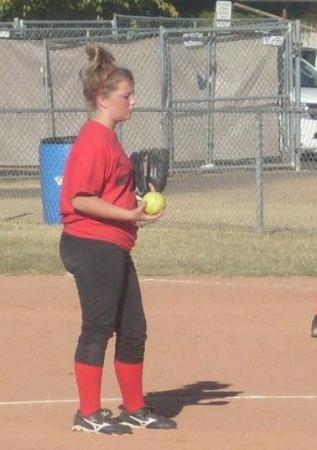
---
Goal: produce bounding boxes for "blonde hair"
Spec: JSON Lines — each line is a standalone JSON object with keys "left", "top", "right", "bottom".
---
{"left": 80, "top": 46, "right": 134, "bottom": 107}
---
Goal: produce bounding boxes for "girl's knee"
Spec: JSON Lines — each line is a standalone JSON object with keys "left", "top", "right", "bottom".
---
{"left": 115, "top": 334, "right": 147, "bottom": 363}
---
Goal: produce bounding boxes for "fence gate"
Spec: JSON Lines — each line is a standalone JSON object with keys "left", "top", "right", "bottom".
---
{"left": 161, "top": 22, "right": 295, "bottom": 173}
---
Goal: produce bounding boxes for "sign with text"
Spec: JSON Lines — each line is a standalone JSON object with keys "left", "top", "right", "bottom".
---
{"left": 215, "top": 1, "right": 232, "bottom": 28}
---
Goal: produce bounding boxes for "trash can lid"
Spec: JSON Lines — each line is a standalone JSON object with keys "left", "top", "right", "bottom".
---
{"left": 40, "top": 136, "right": 76, "bottom": 145}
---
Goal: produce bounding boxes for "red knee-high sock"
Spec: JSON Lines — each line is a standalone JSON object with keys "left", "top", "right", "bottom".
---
{"left": 114, "top": 360, "right": 145, "bottom": 413}
{"left": 74, "top": 362, "right": 103, "bottom": 416}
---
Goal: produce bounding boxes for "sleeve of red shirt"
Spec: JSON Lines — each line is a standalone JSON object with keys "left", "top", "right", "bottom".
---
{"left": 65, "top": 135, "right": 109, "bottom": 200}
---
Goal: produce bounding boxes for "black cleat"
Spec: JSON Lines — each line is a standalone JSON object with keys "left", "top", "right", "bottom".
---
{"left": 72, "top": 408, "right": 132, "bottom": 435}
{"left": 119, "top": 405, "right": 177, "bottom": 430}
{"left": 311, "top": 315, "right": 317, "bottom": 337}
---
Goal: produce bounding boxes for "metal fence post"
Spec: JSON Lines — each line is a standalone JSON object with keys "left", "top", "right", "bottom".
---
{"left": 255, "top": 113, "right": 264, "bottom": 234}
{"left": 286, "top": 22, "right": 296, "bottom": 167}
{"left": 112, "top": 15, "right": 118, "bottom": 38}
{"left": 161, "top": 28, "right": 175, "bottom": 172}
{"left": 159, "top": 26, "right": 168, "bottom": 153}
{"left": 206, "top": 33, "right": 216, "bottom": 166}
{"left": 294, "top": 19, "right": 302, "bottom": 171}
{"left": 43, "top": 39, "right": 56, "bottom": 138}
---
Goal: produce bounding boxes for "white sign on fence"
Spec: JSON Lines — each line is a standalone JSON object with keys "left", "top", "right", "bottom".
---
{"left": 215, "top": 1, "right": 232, "bottom": 28}
{"left": 262, "top": 35, "right": 284, "bottom": 47}
{"left": 183, "top": 32, "right": 204, "bottom": 48}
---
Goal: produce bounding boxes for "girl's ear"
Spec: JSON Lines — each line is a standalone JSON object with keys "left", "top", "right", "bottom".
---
{"left": 96, "top": 94, "right": 108, "bottom": 110}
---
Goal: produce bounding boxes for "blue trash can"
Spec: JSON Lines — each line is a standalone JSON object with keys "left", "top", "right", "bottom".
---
{"left": 39, "top": 136, "right": 75, "bottom": 224}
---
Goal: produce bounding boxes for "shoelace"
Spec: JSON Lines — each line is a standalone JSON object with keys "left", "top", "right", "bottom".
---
{"left": 97, "top": 409, "right": 112, "bottom": 419}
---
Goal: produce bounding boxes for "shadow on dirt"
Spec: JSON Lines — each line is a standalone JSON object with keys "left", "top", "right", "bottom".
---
{"left": 144, "top": 380, "right": 242, "bottom": 419}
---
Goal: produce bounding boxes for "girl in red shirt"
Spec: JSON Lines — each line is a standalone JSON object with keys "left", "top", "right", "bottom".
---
{"left": 60, "top": 46, "right": 176, "bottom": 435}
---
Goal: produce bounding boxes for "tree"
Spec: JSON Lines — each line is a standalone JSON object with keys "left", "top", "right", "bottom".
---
{"left": 170, "top": 0, "right": 213, "bottom": 17}
{"left": 0, "top": 0, "right": 179, "bottom": 20}
{"left": 0, "top": 0, "right": 315, "bottom": 22}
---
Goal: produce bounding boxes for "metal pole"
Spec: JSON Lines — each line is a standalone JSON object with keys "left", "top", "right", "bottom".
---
{"left": 287, "top": 22, "right": 296, "bottom": 167}
{"left": 233, "top": 2, "right": 282, "bottom": 20}
{"left": 43, "top": 39, "right": 56, "bottom": 138}
{"left": 206, "top": 33, "right": 216, "bottom": 166}
{"left": 112, "top": 14, "right": 118, "bottom": 28}
{"left": 111, "top": 15, "right": 118, "bottom": 38}
{"left": 159, "top": 26, "right": 168, "bottom": 151}
{"left": 255, "top": 113, "right": 264, "bottom": 234}
{"left": 294, "top": 19, "right": 302, "bottom": 171}
{"left": 161, "top": 29, "right": 175, "bottom": 171}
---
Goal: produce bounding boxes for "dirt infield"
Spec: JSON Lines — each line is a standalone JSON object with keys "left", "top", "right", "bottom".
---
{"left": 1, "top": 275, "right": 317, "bottom": 450}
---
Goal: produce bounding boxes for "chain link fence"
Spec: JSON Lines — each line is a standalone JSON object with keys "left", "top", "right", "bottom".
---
{"left": 113, "top": 13, "right": 281, "bottom": 28}
{"left": 0, "top": 18, "right": 115, "bottom": 39}
{"left": 0, "top": 17, "right": 316, "bottom": 232}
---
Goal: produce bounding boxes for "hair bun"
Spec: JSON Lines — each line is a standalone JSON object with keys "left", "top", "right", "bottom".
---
{"left": 86, "top": 46, "right": 115, "bottom": 72}
{"left": 80, "top": 45, "right": 133, "bottom": 107}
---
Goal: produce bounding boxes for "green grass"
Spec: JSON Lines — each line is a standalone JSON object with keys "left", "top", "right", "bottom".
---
{"left": 1, "top": 222, "right": 317, "bottom": 276}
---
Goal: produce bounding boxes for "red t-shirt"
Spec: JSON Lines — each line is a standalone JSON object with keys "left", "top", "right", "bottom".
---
{"left": 60, "top": 120, "right": 137, "bottom": 251}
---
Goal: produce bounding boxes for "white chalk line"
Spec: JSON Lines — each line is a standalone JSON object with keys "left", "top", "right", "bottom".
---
{"left": 2, "top": 395, "right": 317, "bottom": 406}
{"left": 141, "top": 278, "right": 312, "bottom": 290}
{"left": 141, "top": 277, "right": 317, "bottom": 292}
{"left": 65, "top": 273, "right": 317, "bottom": 292}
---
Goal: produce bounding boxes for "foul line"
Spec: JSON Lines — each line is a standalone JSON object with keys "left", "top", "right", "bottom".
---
{"left": 141, "top": 277, "right": 317, "bottom": 291}
{"left": 2, "top": 395, "right": 317, "bottom": 406}
{"left": 65, "top": 274, "right": 317, "bottom": 292}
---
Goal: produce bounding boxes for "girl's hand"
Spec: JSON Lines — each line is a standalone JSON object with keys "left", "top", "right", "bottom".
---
{"left": 130, "top": 201, "right": 164, "bottom": 222}
{"left": 132, "top": 183, "right": 164, "bottom": 222}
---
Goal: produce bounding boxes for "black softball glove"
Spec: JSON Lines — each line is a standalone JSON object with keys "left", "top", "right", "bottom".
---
{"left": 130, "top": 148, "right": 170, "bottom": 196}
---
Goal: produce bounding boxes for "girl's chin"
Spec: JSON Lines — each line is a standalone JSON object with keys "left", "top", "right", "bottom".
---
{"left": 117, "top": 112, "right": 133, "bottom": 123}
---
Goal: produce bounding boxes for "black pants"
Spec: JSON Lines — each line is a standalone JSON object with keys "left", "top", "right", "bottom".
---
{"left": 60, "top": 233, "right": 147, "bottom": 366}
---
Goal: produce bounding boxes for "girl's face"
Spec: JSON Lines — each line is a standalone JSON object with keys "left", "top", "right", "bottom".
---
{"left": 97, "top": 79, "right": 136, "bottom": 128}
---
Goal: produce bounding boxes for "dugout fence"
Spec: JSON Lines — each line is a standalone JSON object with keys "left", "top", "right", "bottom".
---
{"left": 0, "top": 17, "right": 316, "bottom": 232}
